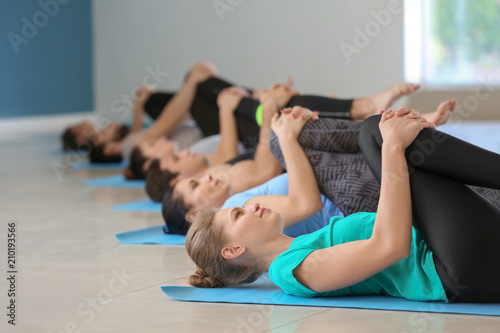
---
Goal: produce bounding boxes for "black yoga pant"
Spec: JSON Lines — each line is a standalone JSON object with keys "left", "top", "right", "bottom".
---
{"left": 144, "top": 77, "right": 356, "bottom": 149}
{"left": 142, "top": 77, "right": 239, "bottom": 136}
{"left": 143, "top": 77, "right": 259, "bottom": 145}
{"left": 287, "top": 95, "right": 353, "bottom": 119}
{"left": 270, "top": 117, "right": 500, "bottom": 217}
{"left": 234, "top": 96, "right": 354, "bottom": 148}
{"left": 143, "top": 92, "right": 175, "bottom": 120}
{"left": 359, "top": 115, "right": 500, "bottom": 303}
{"left": 270, "top": 118, "right": 380, "bottom": 215}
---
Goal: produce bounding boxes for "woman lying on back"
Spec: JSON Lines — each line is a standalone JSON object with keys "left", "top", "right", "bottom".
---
{"left": 186, "top": 107, "right": 500, "bottom": 303}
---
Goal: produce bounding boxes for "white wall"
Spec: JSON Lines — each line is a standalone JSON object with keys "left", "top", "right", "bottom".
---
{"left": 92, "top": 0, "right": 500, "bottom": 121}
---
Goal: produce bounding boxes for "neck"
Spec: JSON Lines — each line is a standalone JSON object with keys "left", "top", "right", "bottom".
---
{"left": 256, "top": 234, "right": 295, "bottom": 272}
{"left": 215, "top": 192, "right": 231, "bottom": 209}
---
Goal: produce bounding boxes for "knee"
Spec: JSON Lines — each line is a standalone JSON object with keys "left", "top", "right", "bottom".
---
{"left": 358, "top": 115, "right": 381, "bottom": 148}
{"left": 269, "top": 129, "right": 286, "bottom": 167}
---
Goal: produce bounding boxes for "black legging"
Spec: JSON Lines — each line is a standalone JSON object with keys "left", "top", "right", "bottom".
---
{"left": 143, "top": 77, "right": 259, "bottom": 146}
{"left": 143, "top": 78, "right": 356, "bottom": 149}
{"left": 359, "top": 115, "right": 500, "bottom": 303}
{"left": 288, "top": 95, "right": 352, "bottom": 119}
{"left": 230, "top": 95, "right": 354, "bottom": 148}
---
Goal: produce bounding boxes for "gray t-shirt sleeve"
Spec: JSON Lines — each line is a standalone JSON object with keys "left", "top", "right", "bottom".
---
{"left": 167, "top": 119, "right": 203, "bottom": 150}
{"left": 190, "top": 134, "right": 246, "bottom": 155}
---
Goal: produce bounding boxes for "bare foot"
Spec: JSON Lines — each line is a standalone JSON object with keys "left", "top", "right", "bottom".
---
{"left": 187, "top": 61, "right": 218, "bottom": 84}
{"left": 351, "top": 83, "right": 420, "bottom": 120}
{"left": 370, "top": 83, "right": 420, "bottom": 110}
{"left": 422, "top": 98, "right": 456, "bottom": 126}
{"left": 135, "top": 86, "right": 155, "bottom": 105}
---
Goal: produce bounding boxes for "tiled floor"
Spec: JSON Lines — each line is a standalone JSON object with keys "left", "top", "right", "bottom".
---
{"left": 1, "top": 122, "right": 500, "bottom": 332}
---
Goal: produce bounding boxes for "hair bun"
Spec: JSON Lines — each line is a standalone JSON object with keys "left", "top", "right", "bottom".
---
{"left": 189, "top": 269, "right": 226, "bottom": 288}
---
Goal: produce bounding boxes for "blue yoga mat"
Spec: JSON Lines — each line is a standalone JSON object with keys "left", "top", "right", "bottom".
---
{"left": 73, "top": 161, "right": 128, "bottom": 170}
{"left": 112, "top": 200, "right": 161, "bottom": 212}
{"left": 162, "top": 275, "right": 500, "bottom": 316}
{"left": 84, "top": 175, "right": 145, "bottom": 188}
{"left": 115, "top": 226, "right": 186, "bottom": 245}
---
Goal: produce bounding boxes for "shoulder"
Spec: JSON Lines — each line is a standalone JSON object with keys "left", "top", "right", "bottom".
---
{"left": 269, "top": 244, "right": 319, "bottom": 297}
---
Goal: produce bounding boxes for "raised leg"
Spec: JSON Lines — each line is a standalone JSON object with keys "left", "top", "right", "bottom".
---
{"left": 359, "top": 115, "right": 500, "bottom": 302}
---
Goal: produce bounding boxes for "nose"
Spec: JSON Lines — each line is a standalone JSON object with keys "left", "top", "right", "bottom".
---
{"left": 246, "top": 203, "right": 260, "bottom": 214}
{"left": 204, "top": 174, "right": 213, "bottom": 183}
{"left": 179, "top": 149, "right": 190, "bottom": 157}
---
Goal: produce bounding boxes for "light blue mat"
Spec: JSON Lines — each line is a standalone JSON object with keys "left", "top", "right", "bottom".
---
{"left": 72, "top": 161, "right": 128, "bottom": 170}
{"left": 84, "top": 175, "right": 145, "bottom": 188}
{"left": 115, "top": 226, "right": 186, "bottom": 245}
{"left": 162, "top": 275, "right": 500, "bottom": 316}
{"left": 112, "top": 200, "right": 161, "bottom": 212}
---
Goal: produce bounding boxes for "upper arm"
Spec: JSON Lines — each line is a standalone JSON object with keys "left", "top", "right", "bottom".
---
{"left": 229, "top": 160, "right": 282, "bottom": 193}
{"left": 244, "top": 195, "right": 322, "bottom": 228}
{"left": 294, "top": 239, "right": 402, "bottom": 293}
{"left": 205, "top": 153, "right": 225, "bottom": 165}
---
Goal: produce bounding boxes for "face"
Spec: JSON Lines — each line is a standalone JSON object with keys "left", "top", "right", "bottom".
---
{"left": 175, "top": 174, "right": 232, "bottom": 215}
{"left": 214, "top": 204, "right": 284, "bottom": 249}
{"left": 70, "top": 121, "right": 98, "bottom": 144}
{"left": 92, "top": 123, "right": 124, "bottom": 145}
{"left": 139, "top": 137, "right": 178, "bottom": 160}
{"left": 158, "top": 148, "right": 209, "bottom": 177}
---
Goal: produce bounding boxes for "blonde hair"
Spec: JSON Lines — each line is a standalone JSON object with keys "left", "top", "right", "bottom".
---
{"left": 185, "top": 209, "right": 262, "bottom": 288}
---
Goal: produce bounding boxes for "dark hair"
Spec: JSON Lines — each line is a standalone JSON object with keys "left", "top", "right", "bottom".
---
{"left": 88, "top": 142, "right": 123, "bottom": 163}
{"left": 128, "top": 146, "right": 148, "bottom": 180}
{"left": 114, "top": 125, "right": 130, "bottom": 141}
{"left": 162, "top": 185, "right": 190, "bottom": 235}
{"left": 62, "top": 128, "right": 78, "bottom": 150}
{"left": 145, "top": 159, "right": 179, "bottom": 202}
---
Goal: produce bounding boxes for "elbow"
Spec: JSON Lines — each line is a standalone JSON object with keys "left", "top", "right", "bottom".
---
{"left": 296, "top": 198, "right": 323, "bottom": 217}
{"left": 372, "top": 234, "right": 411, "bottom": 262}
{"left": 388, "top": 240, "right": 411, "bottom": 261}
{"left": 270, "top": 163, "right": 284, "bottom": 178}
{"left": 312, "top": 199, "right": 323, "bottom": 215}
{"left": 394, "top": 246, "right": 411, "bottom": 261}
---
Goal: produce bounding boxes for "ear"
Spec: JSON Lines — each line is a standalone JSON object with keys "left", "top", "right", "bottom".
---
{"left": 169, "top": 176, "right": 180, "bottom": 187}
{"left": 185, "top": 209, "right": 200, "bottom": 223}
{"left": 221, "top": 245, "right": 246, "bottom": 260}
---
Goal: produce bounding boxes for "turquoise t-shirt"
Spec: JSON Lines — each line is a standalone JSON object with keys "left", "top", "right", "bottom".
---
{"left": 222, "top": 173, "right": 344, "bottom": 237}
{"left": 268, "top": 212, "right": 448, "bottom": 302}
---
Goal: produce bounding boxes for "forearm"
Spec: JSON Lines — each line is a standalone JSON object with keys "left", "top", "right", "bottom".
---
{"left": 130, "top": 104, "right": 144, "bottom": 133}
{"left": 138, "top": 79, "right": 198, "bottom": 143}
{"left": 371, "top": 144, "right": 412, "bottom": 256}
{"left": 209, "top": 109, "right": 239, "bottom": 164}
{"left": 279, "top": 135, "right": 322, "bottom": 218}
{"left": 253, "top": 102, "right": 282, "bottom": 177}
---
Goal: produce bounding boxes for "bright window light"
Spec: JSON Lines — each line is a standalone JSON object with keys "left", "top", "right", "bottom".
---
{"left": 405, "top": 0, "right": 500, "bottom": 87}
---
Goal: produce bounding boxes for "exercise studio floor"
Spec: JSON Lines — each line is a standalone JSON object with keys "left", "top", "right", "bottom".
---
{"left": 2, "top": 121, "right": 500, "bottom": 333}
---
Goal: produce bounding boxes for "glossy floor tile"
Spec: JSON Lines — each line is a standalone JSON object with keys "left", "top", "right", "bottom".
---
{"left": 1, "top": 123, "right": 500, "bottom": 332}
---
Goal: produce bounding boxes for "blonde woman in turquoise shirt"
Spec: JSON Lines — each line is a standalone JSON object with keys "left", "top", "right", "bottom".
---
{"left": 186, "top": 106, "right": 500, "bottom": 303}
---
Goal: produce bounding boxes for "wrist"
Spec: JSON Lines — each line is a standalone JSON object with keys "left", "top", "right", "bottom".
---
{"left": 184, "top": 75, "right": 201, "bottom": 87}
{"left": 381, "top": 142, "right": 406, "bottom": 155}
{"left": 277, "top": 132, "right": 299, "bottom": 143}
{"left": 262, "top": 100, "right": 279, "bottom": 110}
{"left": 261, "top": 101, "right": 279, "bottom": 125}
{"left": 219, "top": 107, "right": 236, "bottom": 115}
